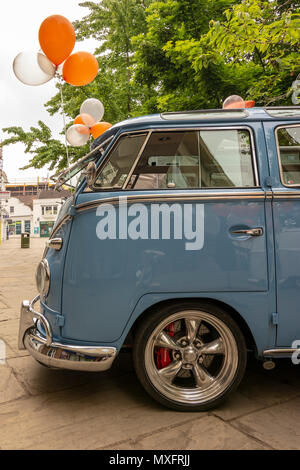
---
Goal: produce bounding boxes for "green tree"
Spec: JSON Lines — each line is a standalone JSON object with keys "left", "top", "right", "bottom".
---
{"left": 132, "top": 0, "right": 245, "bottom": 113}
{"left": 161, "top": 0, "right": 300, "bottom": 106}
{"left": 1, "top": 121, "right": 88, "bottom": 172}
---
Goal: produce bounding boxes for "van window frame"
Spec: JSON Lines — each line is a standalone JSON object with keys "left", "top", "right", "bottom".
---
{"left": 275, "top": 123, "right": 300, "bottom": 188}
{"left": 91, "top": 126, "right": 260, "bottom": 191}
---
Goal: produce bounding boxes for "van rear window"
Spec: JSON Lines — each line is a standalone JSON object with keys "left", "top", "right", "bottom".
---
{"left": 277, "top": 125, "right": 300, "bottom": 186}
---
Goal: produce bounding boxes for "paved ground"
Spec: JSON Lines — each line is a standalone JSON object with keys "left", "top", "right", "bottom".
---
{"left": 0, "top": 238, "right": 300, "bottom": 450}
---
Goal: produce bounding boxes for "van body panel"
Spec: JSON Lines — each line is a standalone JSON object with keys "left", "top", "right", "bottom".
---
{"left": 264, "top": 121, "right": 300, "bottom": 347}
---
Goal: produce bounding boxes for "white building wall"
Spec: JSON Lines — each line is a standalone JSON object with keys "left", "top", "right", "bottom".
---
{"left": 2, "top": 197, "right": 33, "bottom": 237}
{"left": 33, "top": 198, "right": 62, "bottom": 238}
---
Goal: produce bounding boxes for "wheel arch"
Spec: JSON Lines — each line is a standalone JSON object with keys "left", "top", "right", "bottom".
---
{"left": 127, "top": 297, "right": 257, "bottom": 353}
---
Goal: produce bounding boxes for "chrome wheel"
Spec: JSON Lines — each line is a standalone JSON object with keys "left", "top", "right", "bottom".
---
{"left": 144, "top": 310, "right": 239, "bottom": 405}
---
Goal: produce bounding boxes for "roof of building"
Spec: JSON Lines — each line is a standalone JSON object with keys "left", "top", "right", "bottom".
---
{"left": 37, "top": 189, "right": 72, "bottom": 200}
{"left": 15, "top": 195, "right": 35, "bottom": 210}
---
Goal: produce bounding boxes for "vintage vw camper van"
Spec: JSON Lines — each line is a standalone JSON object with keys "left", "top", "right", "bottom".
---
{"left": 19, "top": 107, "right": 300, "bottom": 411}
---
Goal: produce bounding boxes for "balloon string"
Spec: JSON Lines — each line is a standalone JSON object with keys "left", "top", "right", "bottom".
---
{"left": 58, "top": 77, "right": 71, "bottom": 170}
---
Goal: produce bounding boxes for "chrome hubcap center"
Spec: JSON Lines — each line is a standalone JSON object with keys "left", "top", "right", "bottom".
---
{"left": 183, "top": 346, "right": 198, "bottom": 363}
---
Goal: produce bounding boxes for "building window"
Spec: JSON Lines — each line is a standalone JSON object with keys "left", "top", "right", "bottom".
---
{"left": 15, "top": 221, "right": 22, "bottom": 235}
{"left": 24, "top": 220, "right": 31, "bottom": 233}
{"left": 41, "top": 205, "right": 58, "bottom": 216}
{"left": 10, "top": 206, "right": 14, "bottom": 214}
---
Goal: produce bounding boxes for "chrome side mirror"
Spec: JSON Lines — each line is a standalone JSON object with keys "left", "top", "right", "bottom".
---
{"left": 85, "top": 162, "right": 97, "bottom": 187}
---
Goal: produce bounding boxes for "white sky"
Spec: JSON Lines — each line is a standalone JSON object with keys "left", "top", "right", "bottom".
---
{"left": 0, "top": 1, "right": 99, "bottom": 181}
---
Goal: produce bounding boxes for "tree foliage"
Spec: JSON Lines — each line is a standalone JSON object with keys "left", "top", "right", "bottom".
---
{"left": 1, "top": 121, "right": 88, "bottom": 171}
{"left": 1, "top": 0, "right": 300, "bottom": 173}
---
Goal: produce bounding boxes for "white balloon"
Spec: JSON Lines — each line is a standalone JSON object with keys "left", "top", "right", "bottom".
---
{"left": 222, "top": 95, "right": 245, "bottom": 109}
{"left": 80, "top": 98, "right": 104, "bottom": 126}
{"left": 13, "top": 51, "right": 56, "bottom": 86}
{"left": 66, "top": 125, "right": 90, "bottom": 147}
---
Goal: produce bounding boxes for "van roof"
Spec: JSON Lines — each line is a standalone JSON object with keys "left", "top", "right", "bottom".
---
{"left": 92, "top": 106, "right": 300, "bottom": 148}
{"left": 110, "top": 106, "right": 300, "bottom": 129}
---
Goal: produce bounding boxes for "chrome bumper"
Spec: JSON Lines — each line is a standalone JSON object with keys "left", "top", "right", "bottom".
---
{"left": 18, "top": 295, "right": 117, "bottom": 372}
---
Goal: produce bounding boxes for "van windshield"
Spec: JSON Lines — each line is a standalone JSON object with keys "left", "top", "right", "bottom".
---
{"left": 53, "top": 136, "right": 114, "bottom": 189}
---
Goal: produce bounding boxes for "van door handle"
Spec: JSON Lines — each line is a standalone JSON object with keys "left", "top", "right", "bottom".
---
{"left": 231, "top": 227, "right": 263, "bottom": 237}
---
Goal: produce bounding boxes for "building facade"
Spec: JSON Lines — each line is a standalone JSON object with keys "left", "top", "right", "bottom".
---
{"left": 2, "top": 189, "right": 70, "bottom": 238}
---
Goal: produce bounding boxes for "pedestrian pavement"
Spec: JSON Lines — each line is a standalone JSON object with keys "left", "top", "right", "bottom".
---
{"left": 0, "top": 238, "right": 299, "bottom": 450}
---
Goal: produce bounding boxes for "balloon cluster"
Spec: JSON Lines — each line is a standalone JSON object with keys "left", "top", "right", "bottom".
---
{"left": 66, "top": 98, "right": 112, "bottom": 147}
{"left": 13, "top": 15, "right": 99, "bottom": 87}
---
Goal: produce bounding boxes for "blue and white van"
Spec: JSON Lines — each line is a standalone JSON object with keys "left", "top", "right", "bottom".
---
{"left": 19, "top": 106, "right": 300, "bottom": 411}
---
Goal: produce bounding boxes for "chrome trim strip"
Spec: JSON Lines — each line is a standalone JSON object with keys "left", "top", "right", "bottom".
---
{"left": 90, "top": 125, "right": 260, "bottom": 190}
{"left": 161, "top": 109, "right": 249, "bottom": 119}
{"left": 273, "top": 191, "right": 300, "bottom": 199}
{"left": 18, "top": 296, "right": 117, "bottom": 372}
{"left": 263, "top": 348, "right": 299, "bottom": 357}
{"left": 76, "top": 190, "right": 266, "bottom": 214}
{"left": 275, "top": 123, "right": 300, "bottom": 188}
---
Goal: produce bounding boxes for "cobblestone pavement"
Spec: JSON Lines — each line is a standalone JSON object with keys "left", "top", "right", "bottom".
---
{"left": 0, "top": 238, "right": 300, "bottom": 450}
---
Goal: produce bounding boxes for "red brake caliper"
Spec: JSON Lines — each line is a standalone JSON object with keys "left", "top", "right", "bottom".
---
{"left": 156, "top": 323, "right": 175, "bottom": 369}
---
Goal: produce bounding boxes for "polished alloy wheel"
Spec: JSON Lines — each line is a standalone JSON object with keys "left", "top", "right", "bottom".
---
{"left": 142, "top": 309, "right": 240, "bottom": 406}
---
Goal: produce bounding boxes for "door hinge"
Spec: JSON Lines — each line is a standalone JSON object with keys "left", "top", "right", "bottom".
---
{"left": 272, "top": 312, "right": 279, "bottom": 325}
{"left": 55, "top": 314, "right": 65, "bottom": 327}
{"left": 265, "top": 176, "right": 275, "bottom": 188}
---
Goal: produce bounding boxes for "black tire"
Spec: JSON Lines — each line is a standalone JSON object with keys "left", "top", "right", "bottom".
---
{"left": 133, "top": 302, "right": 247, "bottom": 412}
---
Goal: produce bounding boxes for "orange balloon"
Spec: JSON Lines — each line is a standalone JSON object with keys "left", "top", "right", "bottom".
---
{"left": 63, "top": 52, "right": 99, "bottom": 87}
{"left": 245, "top": 100, "right": 255, "bottom": 108}
{"left": 39, "top": 15, "right": 75, "bottom": 66}
{"left": 74, "top": 115, "right": 85, "bottom": 126}
{"left": 91, "top": 122, "right": 112, "bottom": 139}
{"left": 74, "top": 114, "right": 94, "bottom": 126}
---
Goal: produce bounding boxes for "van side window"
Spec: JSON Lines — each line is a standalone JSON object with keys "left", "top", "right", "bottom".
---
{"left": 94, "top": 134, "right": 147, "bottom": 189}
{"left": 126, "top": 129, "right": 255, "bottom": 190}
{"left": 277, "top": 126, "right": 300, "bottom": 186}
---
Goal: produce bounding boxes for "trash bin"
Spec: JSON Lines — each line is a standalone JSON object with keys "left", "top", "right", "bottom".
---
{"left": 21, "top": 232, "right": 30, "bottom": 249}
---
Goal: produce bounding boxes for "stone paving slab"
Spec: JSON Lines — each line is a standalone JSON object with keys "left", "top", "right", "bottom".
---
{"left": 0, "top": 237, "right": 300, "bottom": 450}
{"left": 233, "top": 397, "right": 300, "bottom": 450}
{"left": 105, "top": 415, "right": 269, "bottom": 450}
{"left": 0, "top": 365, "right": 27, "bottom": 405}
{"left": 0, "top": 373, "right": 200, "bottom": 450}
